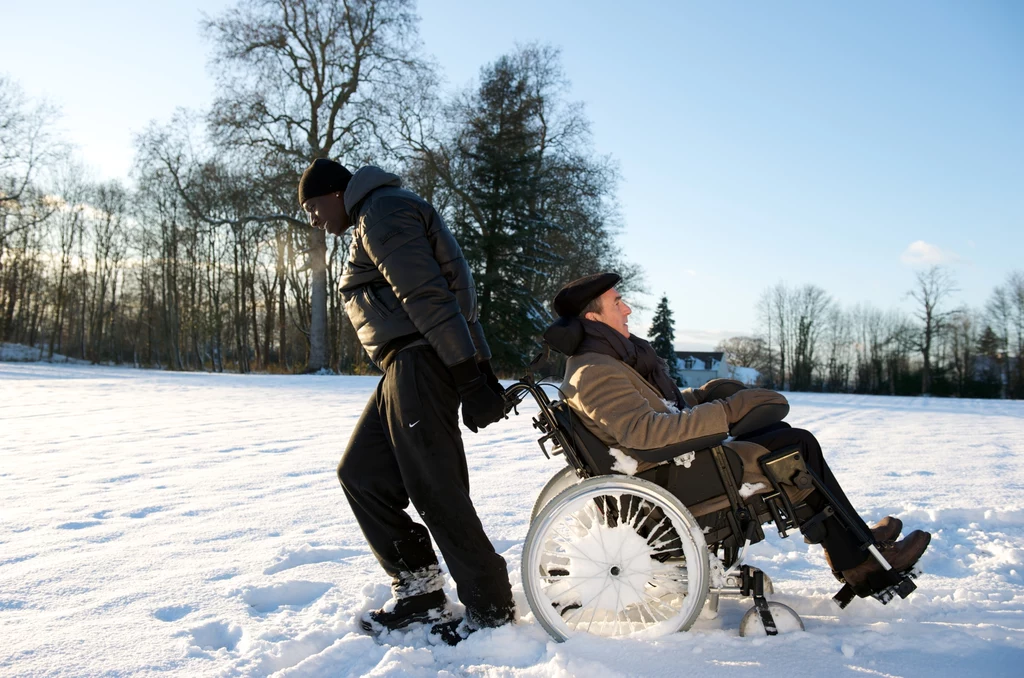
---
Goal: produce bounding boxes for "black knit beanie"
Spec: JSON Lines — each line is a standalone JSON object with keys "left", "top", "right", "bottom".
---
{"left": 298, "top": 158, "right": 353, "bottom": 205}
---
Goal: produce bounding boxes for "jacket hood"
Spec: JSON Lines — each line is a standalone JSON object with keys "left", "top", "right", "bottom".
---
{"left": 344, "top": 166, "right": 402, "bottom": 214}
{"left": 543, "top": 316, "right": 584, "bottom": 356}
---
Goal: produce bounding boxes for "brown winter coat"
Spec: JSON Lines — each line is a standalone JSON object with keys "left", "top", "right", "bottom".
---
{"left": 561, "top": 351, "right": 804, "bottom": 516}
{"left": 561, "top": 352, "right": 730, "bottom": 453}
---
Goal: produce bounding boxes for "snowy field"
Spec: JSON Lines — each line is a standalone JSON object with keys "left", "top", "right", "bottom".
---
{"left": 2, "top": 362, "right": 1023, "bottom": 677}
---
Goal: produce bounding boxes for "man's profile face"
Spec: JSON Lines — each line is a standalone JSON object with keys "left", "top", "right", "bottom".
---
{"left": 303, "top": 193, "right": 349, "bottom": 236}
{"left": 584, "top": 287, "right": 632, "bottom": 338}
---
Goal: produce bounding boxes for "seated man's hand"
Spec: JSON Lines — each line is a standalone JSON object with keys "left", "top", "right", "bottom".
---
{"left": 682, "top": 378, "right": 747, "bottom": 407}
{"left": 721, "top": 388, "right": 789, "bottom": 437}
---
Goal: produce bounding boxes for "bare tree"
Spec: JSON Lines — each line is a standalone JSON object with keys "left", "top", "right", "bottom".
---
{"left": 986, "top": 282, "right": 1012, "bottom": 398}
{"left": 755, "top": 282, "right": 831, "bottom": 391}
{"left": 202, "top": 0, "right": 423, "bottom": 371}
{"left": 947, "top": 309, "right": 978, "bottom": 397}
{"left": 790, "top": 284, "right": 832, "bottom": 390}
{"left": 1011, "top": 272, "right": 1024, "bottom": 398}
{"left": 771, "top": 283, "right": 789, "bottom": 389}
{"left": 47, "top": 163, "right": 89, "bottom": 357}
{"left": 0, "top": 76, "right": 61, "bottom": 208}
{"left": 716, "top": 336, "right": 766, "bottom": 369}
{"left": 908, "top": 265, "right": 958, "bottom": 395}
{"left": 0, "top": 77, "right": 64, "bottom": 341}
{"left": 988, "top": 271, "right": 1024, "bottom": 398}
{"left": 755, "top": 290, "right": 777, "bottom": 387}
{"left": 822, "top": 305, "right": 852, "bottom": 392}
{"left": 85, "top": 182, "right": 130, "bottom": 362}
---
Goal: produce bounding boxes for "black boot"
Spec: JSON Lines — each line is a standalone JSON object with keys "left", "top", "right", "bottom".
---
{"left": 429, "top": 601, "right": 515, "bottom": 646}
{"left": 430, "top": 618, "right": 475, "bottom": 646}
{"left": 360, "top": 589, "right": 448, "bottom": 634}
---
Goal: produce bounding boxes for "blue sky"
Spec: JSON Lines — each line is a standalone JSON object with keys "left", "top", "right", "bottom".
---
{"left": 3, "top": 1, "right": 1021, "bottom": 348}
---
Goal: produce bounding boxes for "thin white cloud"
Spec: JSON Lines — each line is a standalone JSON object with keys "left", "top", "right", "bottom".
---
{"left": 900, "top": 240, "right": 960, "bottom": 267}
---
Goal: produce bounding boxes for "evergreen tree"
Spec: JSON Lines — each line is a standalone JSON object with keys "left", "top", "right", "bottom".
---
{"left": 650, "top": 295, "right": 682, "bottom": 384}
{"left": 456, "top": 55, "right": 547, "bottom": 369}
{"left": 399, "top": 45, "right": 639, "bottom": 371}
{"left": 977, "top": 325, "right": 1004, "bottom": 385}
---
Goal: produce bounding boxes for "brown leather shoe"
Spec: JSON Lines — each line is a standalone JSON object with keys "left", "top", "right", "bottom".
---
{"left": 841, "top": 530, "right": 931, "bottom": 590}
{"left": 824, "top": 517, "right": 903, "bottom": 578}
{"left": 871, "top": 516, "right": 903, "bottom": 544}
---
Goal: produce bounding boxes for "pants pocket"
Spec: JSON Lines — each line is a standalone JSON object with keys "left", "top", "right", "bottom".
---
{"left": 388, "top": 353, "right": 432, "bottom": 448}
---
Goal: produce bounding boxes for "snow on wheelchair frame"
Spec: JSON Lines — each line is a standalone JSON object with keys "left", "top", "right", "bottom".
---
{"left": 501, "top": 361, "right": 919, "bottom": 643}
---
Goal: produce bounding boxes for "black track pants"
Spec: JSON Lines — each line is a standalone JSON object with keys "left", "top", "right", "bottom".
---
{"left": 742, "top": 426, "right": 873, "bottom": 570}
{"left": 337, "top": 347, "right": 513, "bottom": 623}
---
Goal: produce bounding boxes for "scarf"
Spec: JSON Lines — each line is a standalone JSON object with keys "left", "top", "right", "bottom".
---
{"left": 576, "top": 318, "right": 685, "bottom": 409}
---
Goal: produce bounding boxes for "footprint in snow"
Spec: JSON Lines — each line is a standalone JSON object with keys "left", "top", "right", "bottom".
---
{"left": 183, "top": 620, "right": 243, "bottom": 653}
{"left": 103, "top": 473, "right": 140, "bottom": 484}
{"left": 56, "top": 520, "right": 102, "bottom": 530}
{"left": 264, "top": 544, "right": 363, "bottom": 575}
{"left": 208, "top": 570, "right": 239, "bottom": 582}
{"left": 237, "top": 581, "right": 333, "bottom": 613}
{"left": 154, "top": 604, "right": 193, "bottom": 622}
{"left": 127, "top": 506, "right": 164, "bottom": 519}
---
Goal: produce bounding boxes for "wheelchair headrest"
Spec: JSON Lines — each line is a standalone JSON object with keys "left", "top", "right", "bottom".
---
{"left": 543, "top": 316, "right": 584, "bottom": 356}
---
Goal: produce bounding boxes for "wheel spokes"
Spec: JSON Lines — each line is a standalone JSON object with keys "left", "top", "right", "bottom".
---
{"left": 534, "top": 494, "right": 693, "bottom": 636}
{"left": 525, "top": 477, "right": 709, "bottom": 641}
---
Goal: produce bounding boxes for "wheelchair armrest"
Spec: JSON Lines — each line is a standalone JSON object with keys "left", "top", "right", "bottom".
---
{"left": 625, "top": 432, "right": 730, "bottom": 463}
{"left": 730, "top": 402, "right": 789, "bottom": 437}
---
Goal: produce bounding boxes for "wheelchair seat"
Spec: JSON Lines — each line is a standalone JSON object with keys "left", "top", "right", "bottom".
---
{"left": 549, "top": 399, "right": 757, "bottom": 517}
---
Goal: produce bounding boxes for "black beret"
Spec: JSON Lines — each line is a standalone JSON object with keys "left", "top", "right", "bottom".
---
{"left": 552, "top": 272, "right": 621, "bottom": 317}
{"left": 298, "top": 158, "right": 353, "bottom": 205}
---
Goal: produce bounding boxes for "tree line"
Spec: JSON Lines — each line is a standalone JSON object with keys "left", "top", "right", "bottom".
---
{"left": 715, "top": 266, "right": 1024, "bottom": 399}
{"left": 0, "top": 0, "right": 635, "bottom": 375}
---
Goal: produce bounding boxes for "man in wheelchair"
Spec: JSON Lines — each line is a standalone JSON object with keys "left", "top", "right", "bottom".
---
{"left": 542, "top": 272, "right": 931, "bottom": 603}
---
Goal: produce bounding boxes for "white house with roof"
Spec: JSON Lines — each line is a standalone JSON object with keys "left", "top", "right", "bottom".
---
{"left": 673, "top": 351, "right": 761, "bottom": 387}
{"left": 674, "top": 351, "right": 728, "bottom": 387}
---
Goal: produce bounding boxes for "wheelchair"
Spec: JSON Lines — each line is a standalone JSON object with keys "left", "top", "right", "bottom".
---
{"left": 503, "top": 362, "right": 919, "bottom": 642}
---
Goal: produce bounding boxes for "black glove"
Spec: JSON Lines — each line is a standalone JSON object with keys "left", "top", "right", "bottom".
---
{"left": 720, "top": 388, "right": 790, "bottom": 437}
{"left": 479, "top": 360, "right": 504, "bottom": 397}
{"left": 451, "top": 359, "right": 506, "bottom": 433}
{"left": 480, "top": 359, "right": 516, "bottom": 417}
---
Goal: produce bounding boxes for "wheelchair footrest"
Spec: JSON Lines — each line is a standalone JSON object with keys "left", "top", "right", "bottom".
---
{"left": 832, "top": 568, "right": 920, "bottom": 609}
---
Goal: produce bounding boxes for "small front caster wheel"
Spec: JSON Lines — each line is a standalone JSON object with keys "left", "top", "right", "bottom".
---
{"left": 738, "top": 601, "right": 804, "bottom": 637}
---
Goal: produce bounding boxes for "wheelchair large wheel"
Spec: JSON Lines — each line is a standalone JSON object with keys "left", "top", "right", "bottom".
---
{"left": 522, "top": 476, "right": 710, "bottom": 642}
{"left": 530, "top": 466, "right": 579, "bottom": 522}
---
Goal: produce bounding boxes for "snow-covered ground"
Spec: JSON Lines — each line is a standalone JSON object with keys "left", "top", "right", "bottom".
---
{"left": 2, "top": 362, "right": 1023, "bottom": 677}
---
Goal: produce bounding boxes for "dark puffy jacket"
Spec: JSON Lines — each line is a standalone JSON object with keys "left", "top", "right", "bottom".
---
{"left": 338, "top": 166, "right": 490, "bottom": 370}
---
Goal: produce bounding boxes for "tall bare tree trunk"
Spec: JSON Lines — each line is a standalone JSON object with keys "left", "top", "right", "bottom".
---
{"left": 307, "top": 228, "right": 329, "bottom": 372}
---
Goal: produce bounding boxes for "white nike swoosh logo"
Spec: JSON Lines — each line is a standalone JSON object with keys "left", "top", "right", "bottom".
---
{"left": 409, "top": 420, "right": 420, "bottom": 428}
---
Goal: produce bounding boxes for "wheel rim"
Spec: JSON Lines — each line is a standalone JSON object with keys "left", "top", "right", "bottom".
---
{"left": 523, "top": 476, "right": 709, "bottom": 641}
{"left": 530, "top": 466, "right": 579, "bottom": 522}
